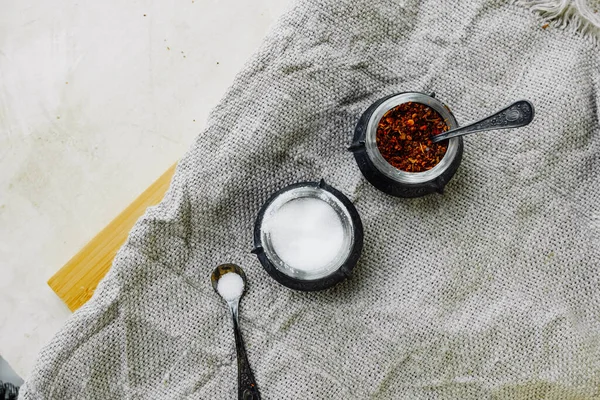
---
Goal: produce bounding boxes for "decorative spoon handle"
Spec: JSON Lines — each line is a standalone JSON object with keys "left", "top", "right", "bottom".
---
{"left": 431, "top": 100, "right": 535, "bottom": 143}
{"left": 231, "top": 305, "right": 261, "bottom": 400}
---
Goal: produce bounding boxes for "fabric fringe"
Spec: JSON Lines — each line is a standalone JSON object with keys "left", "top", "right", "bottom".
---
{"left": 515, "top": 0, "right": 600, "bottom": 43}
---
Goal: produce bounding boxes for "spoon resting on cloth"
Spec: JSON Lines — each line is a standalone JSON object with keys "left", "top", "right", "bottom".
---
{"left": 211, "top": 263, "right": 261, "bottom": 400}
{"left": 431, "top": 100, "right": 535, "bottom": 143}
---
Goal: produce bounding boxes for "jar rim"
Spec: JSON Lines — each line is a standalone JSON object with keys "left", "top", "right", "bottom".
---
{"left": 365, "top": 92, "right": 460, "bottom": 184}
{"left": 252, "top": 181, "right": 364, "bottom": 291}
{"left": 259, "top": 184, "right": 354, "bottom": 281}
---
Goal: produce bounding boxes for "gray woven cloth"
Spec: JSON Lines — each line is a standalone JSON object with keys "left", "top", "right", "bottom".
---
{"left": 21, "top": 0, "right": 600, "bottom": 398}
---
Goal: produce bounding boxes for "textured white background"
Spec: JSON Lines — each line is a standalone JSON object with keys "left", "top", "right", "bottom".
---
{"left": 0, "top": 0, "right": 290, "bottom": 377}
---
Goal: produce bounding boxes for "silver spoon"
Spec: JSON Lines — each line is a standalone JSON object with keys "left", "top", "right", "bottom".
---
{"left": 431, "top": 100, "right": 535, "bottom": 143}
{"left": 211, "top": 263, "right": 261, "bottom": 400}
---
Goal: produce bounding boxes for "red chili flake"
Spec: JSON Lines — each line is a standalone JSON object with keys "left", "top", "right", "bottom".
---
{"left": 376, "top": 102, "right": 449, "bottom": 172}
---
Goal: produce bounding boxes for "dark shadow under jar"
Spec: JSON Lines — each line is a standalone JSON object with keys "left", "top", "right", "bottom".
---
{"left": 349, "top": 92, "right": 464, "bottom": 198}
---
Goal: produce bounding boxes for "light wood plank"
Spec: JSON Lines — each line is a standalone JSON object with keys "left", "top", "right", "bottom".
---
{"left": 48, "top": 164, "right": 177, "bottom": 311}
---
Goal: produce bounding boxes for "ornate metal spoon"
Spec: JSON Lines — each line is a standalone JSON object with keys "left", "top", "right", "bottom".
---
{"left": 211, "top": 264, "right": 261, "bottom": 400}
{"left": 431, "top": 100, "right": 534, "bottom": 143}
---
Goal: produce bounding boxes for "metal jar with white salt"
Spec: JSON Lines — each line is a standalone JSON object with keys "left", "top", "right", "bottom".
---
{"left": 252, "top": 180, "right": 363, "bottom": 291}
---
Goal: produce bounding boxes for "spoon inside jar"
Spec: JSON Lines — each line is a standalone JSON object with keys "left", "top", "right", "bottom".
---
{"left": 211, "top": 263, "right": 261, "bottom": 400}
{"left": 431, "top": 100, "right": 534, "bottom": 143}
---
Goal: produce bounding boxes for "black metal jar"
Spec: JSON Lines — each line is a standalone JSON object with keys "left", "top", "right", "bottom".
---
{"left": 349, "top": 92, "right": 463, "bottom": 198}
{"left": 252, "top": 180, "right": 363, "bottom": 291}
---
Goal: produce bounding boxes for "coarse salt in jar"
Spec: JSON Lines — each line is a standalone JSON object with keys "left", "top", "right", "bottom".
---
{"left": 252, "top": 180, "right": 363, "bottom": 291}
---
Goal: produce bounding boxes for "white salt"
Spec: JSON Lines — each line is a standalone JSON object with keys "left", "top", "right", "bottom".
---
{"left": 264, "top": 197, "right": 345, "bottom": 272}
{"left": 217, "top": 272, "right": 245, "bottom": 302}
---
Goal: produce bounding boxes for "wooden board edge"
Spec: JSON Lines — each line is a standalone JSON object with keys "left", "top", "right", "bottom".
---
{"left": 47, "top": 163, "right": 178, "bottom": 311}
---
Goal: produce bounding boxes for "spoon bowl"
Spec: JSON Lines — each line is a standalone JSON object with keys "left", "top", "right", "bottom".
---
{"left": 211, "top": 263, "right": 247, "bottom": 297}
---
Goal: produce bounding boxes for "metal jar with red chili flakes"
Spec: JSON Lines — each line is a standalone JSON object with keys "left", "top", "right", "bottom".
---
{"left": 349, "top": 92, "right": 463, "bottom": 198}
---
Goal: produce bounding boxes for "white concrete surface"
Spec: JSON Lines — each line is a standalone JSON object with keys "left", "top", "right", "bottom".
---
{"left": 0, "top": 0, "right": 290, "bottom": 378}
